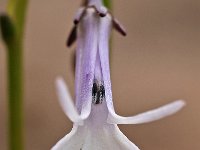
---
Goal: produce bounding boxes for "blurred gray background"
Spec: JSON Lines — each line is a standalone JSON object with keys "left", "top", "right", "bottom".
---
{"left": 0, "top": 0, "right": 200, "bottom": 149}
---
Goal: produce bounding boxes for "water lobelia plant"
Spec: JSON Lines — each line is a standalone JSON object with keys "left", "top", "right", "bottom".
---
{"left": 52, "top": 0, "right": 185, "bottom": 149}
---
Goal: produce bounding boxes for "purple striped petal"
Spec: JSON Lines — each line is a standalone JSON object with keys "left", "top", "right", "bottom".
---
{"left": 76, "top": 8, "right": 99, "bottom": 119}
{"left": 98, "top": 14, "right": 115, "bottom": 113}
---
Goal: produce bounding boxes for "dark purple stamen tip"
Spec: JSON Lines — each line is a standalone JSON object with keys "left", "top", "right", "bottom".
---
{"left": 99, "top": 13, "right": 106, "bottom": 17}
{"left": 74, "top": 19, "right": 79, "bottom": 25}
{"left": 113, "top": 19, "right": 127, "bottom": 36}
{"left": 67, "top": 25, "right": 77, "bottom": 47}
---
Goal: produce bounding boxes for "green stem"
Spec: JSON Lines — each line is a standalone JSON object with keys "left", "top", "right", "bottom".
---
{"left": 0, "top": 0, "right": 28, "bottom": 149}
{"left": 7, "top": 40, "right": 24, "bottom": 150}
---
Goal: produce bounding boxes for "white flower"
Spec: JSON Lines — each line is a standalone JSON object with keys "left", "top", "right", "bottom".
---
{"left": 52, "top": 1, "right": 185, "bottom": 149}
{"left": 52, "top": 78, "right": 185, "bottom": 150}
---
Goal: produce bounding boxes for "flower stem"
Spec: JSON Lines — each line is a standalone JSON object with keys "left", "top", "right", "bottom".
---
{"left": 7, "top": 39, "right": 24, "bottom": 150}
{"left": 0, "top": 0, "right": 28, "bottom": 149}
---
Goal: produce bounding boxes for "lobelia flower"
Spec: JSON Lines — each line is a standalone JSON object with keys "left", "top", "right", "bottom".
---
{"left": 52, "top": 0, "right": 186, "bottom": 149}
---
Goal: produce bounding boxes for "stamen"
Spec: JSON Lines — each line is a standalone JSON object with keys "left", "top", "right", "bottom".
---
{"left": 92, "top": 80, "right": 105, "bottom": 104}
{"left": 92, "top": 82, "right": 98, "bottom": 103}
{"left": 113, "top": 18, "right": 127, "bottom": 36}
{"left": 66, "top": 25, "right": 77, "bottom": 47}
{"left": 99, "top": 84, "right": 105, "bottom": 102}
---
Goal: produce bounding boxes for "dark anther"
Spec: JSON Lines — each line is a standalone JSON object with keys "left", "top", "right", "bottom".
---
{"left": 66, "top": 25, "right": 77, "bottom": 47}
{"left": 99, "top": 13, "right": 106, "bottom": 17}
{"left": 99, "top": 84, "right": 105, "bottom": 102}
{"left": 92, "top": 81, "right": 105, "bottom": 104}
{"left": 73, "top": 19, "right": 79, "bottom": 25}
{"left": 92, "top": 82, "right": 98, "bottom": 102}
{"left": 113, "top": 18, "right": 127, "bottom": 36}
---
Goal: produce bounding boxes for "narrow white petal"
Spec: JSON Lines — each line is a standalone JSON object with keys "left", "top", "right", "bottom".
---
{"left": 108, "top": 100, "right": 186, "bottom": 124}
{"left": 52, "top": 126, "right": 85, "bottom": 150}
{"left": 56, "top": 77, "right": 83, "bottom": 124}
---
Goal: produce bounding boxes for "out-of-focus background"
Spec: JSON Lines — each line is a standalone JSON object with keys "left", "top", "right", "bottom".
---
{"left": 0, "top": 0, "right": 200, "bottom": 149}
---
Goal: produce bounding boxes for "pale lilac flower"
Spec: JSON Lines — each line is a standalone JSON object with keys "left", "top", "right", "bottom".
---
{"left": 52, "top": 1, "right": 185, "bottom": 149}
